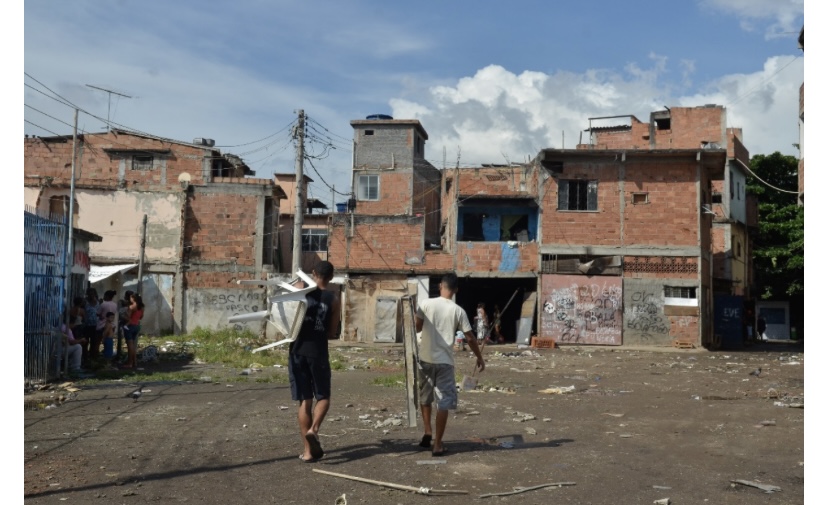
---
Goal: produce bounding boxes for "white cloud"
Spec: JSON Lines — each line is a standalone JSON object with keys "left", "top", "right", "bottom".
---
{"left": 699, "top": 0, "right": 803, "bottom": 39}
{"left": 389, "top": 57, "right": 803, "bottom": 166}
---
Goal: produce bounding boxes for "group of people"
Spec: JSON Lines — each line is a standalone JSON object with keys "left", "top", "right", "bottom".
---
{"left": 474, "top": 302, "right": 505, "bottom": 345}
{"left": 286, "top": 263, "right": 485, "bottom": 462}
{"left": 61, "top": 287, "right": 145, "bottom": 375}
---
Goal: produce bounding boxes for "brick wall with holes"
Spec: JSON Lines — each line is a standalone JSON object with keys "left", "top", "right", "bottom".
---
{"left": 185, "top": 191, "right": 259, "bottom": 267}
{"left": 456, "top": 241, "right": 538, "bottom": 274}
{"left": 622, "top": 256, "right": 699, "bottom": 280}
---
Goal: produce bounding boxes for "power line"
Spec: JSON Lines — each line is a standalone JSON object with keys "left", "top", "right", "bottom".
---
{"left": 24, "top": 120, "right": 63, "bottom": 138}
{"left": 735, "top": 157, "right": 799, "bottom": 195}
{"left": 24, "top": 104, "right": 76, "bottom": 130}
{"left": 215, "top": 119, "right": 297, "bottom": 148}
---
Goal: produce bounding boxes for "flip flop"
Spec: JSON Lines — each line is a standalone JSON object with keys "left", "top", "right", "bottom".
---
{"left": 419, "top": 435, "right": 432, "bottom": 448}
{"left": 305, "top": 433, "right": 325, "bottom": 460}
{"left": 298, "top": 454, "right": 319, "bottom": 463}
{"left": 431, "top": 448, "right": 447, "bottom": 457}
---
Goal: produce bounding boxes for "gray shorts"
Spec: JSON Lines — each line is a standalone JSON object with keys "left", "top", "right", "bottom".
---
{"left": 417, "top": 361, "right": 457, "bottom": 411}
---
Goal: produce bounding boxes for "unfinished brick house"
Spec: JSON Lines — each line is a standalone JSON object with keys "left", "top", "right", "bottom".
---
{"left": 329, "top": 114, "right": 727, "bottom": 345}
{"left": 273, "top": 173, "right": 332, "bottom": 273}
{"left": 328, "top": 114, "right": 728, "bottom": 347}
{"left": 24, "top": 129, "right": 286, "bottom": 335}
{"left": 580, "top": 105, "right": 756, "bottom": 346}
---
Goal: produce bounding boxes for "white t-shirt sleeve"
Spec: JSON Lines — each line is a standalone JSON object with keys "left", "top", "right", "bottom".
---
{"left": 458, "top": 308, "right": 473, "bottom": 333}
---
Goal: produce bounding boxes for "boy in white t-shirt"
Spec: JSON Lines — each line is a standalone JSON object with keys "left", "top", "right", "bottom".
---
{"left": 415, "top": 273, "right": 485, "bottom": 457}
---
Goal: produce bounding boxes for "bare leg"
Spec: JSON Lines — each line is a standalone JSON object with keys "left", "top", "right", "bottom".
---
{"left": 433, "top": 409, "right": 449, "bottom": 453}
{"left": 298, "top": 400, "right": 314, "bottom": 459}
{"left": 420, "top": 403, "right": 433, "bottom": 438}
{"left": 309, "top": 398, "right": 330, "bottom": 435}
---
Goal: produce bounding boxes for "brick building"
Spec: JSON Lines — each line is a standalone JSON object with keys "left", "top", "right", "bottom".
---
{"left": 798, "top": 27, "right": 804, "bottom": 206}
{"left": 24, "top": 129, "right": 286, "bottom": 335}
{"left": 328, "top": 115, "right": 729, "bottom": 347}
{"left": 579, "top": 105, "right": 756, "bottom": 347}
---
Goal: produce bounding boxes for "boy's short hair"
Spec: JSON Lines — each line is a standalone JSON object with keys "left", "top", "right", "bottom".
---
{"left": 313, "top": 261, "right": 335, "bottom": 281}
{"left": 440, "top": 273, "right": 459, "bottom": 292}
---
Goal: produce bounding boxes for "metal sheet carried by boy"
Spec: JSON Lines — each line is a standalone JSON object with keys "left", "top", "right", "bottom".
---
{"left": 228, "top": 270, "right": 317, "bottom": 353}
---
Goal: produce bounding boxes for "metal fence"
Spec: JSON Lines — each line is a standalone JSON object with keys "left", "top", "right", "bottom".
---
{"left": 24, "top": 208, "right": 69, "bottom": 386}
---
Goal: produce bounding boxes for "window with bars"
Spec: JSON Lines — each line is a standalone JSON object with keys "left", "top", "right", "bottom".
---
{"left": 301, "top": 229, "right": 328, "bottom": 252}
{"left": 558, "top": 180, "right": 598, "bottom": 211}
{"left": 664, "top": 286, "right": 697, "bottom": 299}
{"left": 132, "top": 155, "right": 154, "bottom": 171}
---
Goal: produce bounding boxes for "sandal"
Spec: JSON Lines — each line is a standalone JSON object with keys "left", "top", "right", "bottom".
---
{"left": 419, "top": 434, "right": 432, "bottom": 448}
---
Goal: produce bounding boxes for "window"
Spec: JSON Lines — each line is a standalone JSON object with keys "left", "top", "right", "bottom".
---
{"left": 48, "top": 195, "right": 78, "bottom": 225}
{"left": 665, "top": 286, "right": 696, "bottom": 298}
{"left": 357, "top": 174, "right": 379, "bottom": 201}
{"left": 729, "top": 173, "right": 734, "bottom": 199}
{"left": 132, "top": 155, "right": 154, "bottom": 171}
{"left": 664, "top": 286, "right": 698, "bottom": 306}
{"left": 301, "top": 229, "right": 328, "bottom": 252}
{"left": 558, "top": 180, "right": 597, "bottom": 211}
{"left": 712, "top": 192, "right": 723, "bottom": 204}
{"left": 655, "top": 118, "right": 671, "bottom": 130}
{"left": 736, "top": 241, "right": 741, "bottom": 258}
{"left": 632, "top": 192, "right": 649, "bottom": 204}
{"left": 365, "top": 130, "right": 374, "bottom": 136}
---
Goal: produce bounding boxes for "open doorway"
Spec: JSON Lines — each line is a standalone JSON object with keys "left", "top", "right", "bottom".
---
{"left": 455, "top": 277, "right": 537, "bottom": 343}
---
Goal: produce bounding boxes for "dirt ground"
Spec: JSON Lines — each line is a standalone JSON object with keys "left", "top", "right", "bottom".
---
{"left": 24, "top": 342, "right": 805, "bottom": 504}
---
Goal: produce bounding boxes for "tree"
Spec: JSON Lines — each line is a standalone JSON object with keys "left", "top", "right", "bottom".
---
{"left": 745, "top": 152, "right": 803, "bottom": 299}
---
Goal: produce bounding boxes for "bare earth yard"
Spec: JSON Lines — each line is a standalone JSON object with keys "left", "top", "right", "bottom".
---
{"left": 24, "top": 343, "right": 805, "bottom": 504}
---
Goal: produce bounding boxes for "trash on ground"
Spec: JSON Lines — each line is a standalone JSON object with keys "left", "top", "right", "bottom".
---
{"left": 312, "top": 468, "right": 468, "bottom": 496}
{"left": 417, "top": 460, "right": 446, "bottom": 465}
{"left": 479, "top": 481, "right": 576, "bottom": 499}
{"left": 759, "top": 420, "right": 776, "bottom": 426}
{"left": 730, "top": 479, "right": 782, "bottom": 494}
{"left": 525, "top": 427, "right": 537, "bottom": 435}
{"left": 602, "top": 413, "right": 624, "bottom": 418}
{"left": 653, "top": 499, "right": 671, "bottom": 505}
{"left": 335, "top": 494, "right": 347, "bottom": 505}
{"left": 538, "top": 386, "right": 575, "bottom": 394}
{"left": 652, "top": 485, "right": 672, "bottom": 490}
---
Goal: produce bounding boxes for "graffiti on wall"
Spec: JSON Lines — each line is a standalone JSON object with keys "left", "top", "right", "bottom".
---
{"left": 188, "top": 290, "right": 266, "bottom": 331}
{"left": 622, "top": 285, "right": 670, "bottom": 344}
{"left": 541, "top": 275, "right": 622, "bottom": 345}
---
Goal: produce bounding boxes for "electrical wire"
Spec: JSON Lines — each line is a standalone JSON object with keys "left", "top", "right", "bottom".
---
{"left": 735, "top": 157, "right": 799, "bottom": 195}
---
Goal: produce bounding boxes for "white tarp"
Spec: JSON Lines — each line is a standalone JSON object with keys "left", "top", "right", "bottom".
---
{"left": 89, "top": 264, "right": 137, "bottom": 284}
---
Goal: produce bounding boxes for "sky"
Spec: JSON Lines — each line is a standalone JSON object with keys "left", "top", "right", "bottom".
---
{"left": 14, "top": 2, "right": 822, "bottom": 499}
{"left": 22, "top": 0, "right": 805, "bottom": 205}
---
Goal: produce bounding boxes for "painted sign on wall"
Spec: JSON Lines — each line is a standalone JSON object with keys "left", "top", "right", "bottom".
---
{"left": 540, "top": 275, "right": 622, "bottom": 345}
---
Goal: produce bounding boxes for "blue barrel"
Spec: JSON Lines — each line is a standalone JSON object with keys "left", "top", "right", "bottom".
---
{"left": 336, "top": 203, "right": 347, "bottom": 213}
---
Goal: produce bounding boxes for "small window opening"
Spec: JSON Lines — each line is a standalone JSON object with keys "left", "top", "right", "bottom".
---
{"left": 712, "top": 193, "right": 723, "bottom": 204}
{"left": 132, "top": 155, "right": 154, "bottom": 171}
{"left": 365, "top": 130, "right": 374, "bottom": 136}
{"left": 655, "top": 118, "right": 671, "bottom": 130}
{"left": 632, "top": 192, "right": 649, "bottom": 204}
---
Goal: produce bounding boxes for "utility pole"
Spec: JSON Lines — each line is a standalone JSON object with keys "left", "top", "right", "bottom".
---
{"left": 291, "top": 110, "right": 305, "bottom": 275}
{"left": 61, "top": 108, "right": 78, "bottom": 375}
{"left": 86, "top": 84, "right": 132, "bottom": 131}
{"left": 137, "top": 214, "right": 148, "bottom": 296}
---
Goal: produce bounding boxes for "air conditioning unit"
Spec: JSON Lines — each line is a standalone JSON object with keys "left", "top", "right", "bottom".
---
{"left": 193, "top": 138, "right": 216, "bottom": 147}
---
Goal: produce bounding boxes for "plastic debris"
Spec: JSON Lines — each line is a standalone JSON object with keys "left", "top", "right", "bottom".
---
{"left": 538, "top": 386, "right": 575, "bottom": 394}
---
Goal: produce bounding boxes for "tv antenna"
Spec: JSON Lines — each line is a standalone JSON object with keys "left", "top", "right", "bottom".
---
{"left": 85, "top": 84, "right": 133, "bottom": 131}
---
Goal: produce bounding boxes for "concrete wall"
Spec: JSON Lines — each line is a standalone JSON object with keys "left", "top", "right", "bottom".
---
{"left": 540, "top": 275, "right": 622, "bottom": 345}
{"left": 353, "top": 124, "right": 418, "bottom": 170}
{"left": 185, "top": 287, "right": 268, "bottom": 333}
{"left": 623, "top": 278, "right": 700, "bottom": 346}
{"left": 35, "top": 187, "right": 183, "bottom": 262}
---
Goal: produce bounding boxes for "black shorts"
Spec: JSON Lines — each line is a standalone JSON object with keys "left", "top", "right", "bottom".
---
{"left": 289, "top": 353, "right": 331, "bottom": 401}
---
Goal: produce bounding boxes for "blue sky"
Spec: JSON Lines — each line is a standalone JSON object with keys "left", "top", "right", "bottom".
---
{"left": 22, "top": 0, "right": 804, "bottom": 202}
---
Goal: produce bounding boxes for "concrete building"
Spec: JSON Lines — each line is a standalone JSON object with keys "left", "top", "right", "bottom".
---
{"left": 329, "top": 114, "right": 728, "bottom": 348}
{"left": 24, "top": 129, "right": 286, "bottom": 335}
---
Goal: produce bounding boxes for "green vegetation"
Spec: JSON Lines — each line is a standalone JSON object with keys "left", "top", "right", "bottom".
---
{"left": 370, "top": 374, "right": 406, "bottom": 388}
{"left": 747, "top": 152, "right": 804, "bottom": 299}
{"left": 141, "top": 327, "right": 291, "bottom": 369}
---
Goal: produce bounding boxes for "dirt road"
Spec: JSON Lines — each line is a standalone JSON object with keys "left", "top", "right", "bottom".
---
{"left": 24, "top": 343, "right": 805, "bottom": 504}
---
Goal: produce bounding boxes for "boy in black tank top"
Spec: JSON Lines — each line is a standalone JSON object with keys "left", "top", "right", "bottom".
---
{"left": 288, "top": 261, "right": 340, "bottom": 462}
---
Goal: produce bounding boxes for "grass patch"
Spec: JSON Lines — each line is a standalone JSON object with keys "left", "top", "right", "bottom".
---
{"left": 141, "top": 327, "right": 291, "bottom": 369}
{"left": 370, "top": 374, "right": 406, "bottom": 388}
